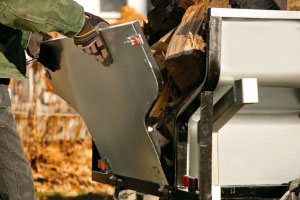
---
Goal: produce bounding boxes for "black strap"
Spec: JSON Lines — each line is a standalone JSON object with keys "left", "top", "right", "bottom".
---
{"left": 0, "top": 79, "right": 10, "bottom": 85}
{"left": 0, "top": 193, "right": 9, "bottom": 200}
{"left": 0, "top": 24, "right": 26, "bottom": 76}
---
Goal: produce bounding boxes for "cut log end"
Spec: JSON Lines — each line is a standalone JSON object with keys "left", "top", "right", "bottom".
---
{"left": 164, "top": 4, "right": 207, "bottom": 91}
{"left": 288, "top": 0, "right": 300, "bottom": 10}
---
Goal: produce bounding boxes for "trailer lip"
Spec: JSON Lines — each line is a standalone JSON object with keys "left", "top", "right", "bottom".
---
{"left": 209, "top": 8, "right": 300, "bottom": 89}
{"left": 210, "top": 8, "right": 300, "bottom": 20}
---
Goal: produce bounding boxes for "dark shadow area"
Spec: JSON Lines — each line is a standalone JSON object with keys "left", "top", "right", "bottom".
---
{"left": 39, "top": 40, "right": 63, "bottom": 73}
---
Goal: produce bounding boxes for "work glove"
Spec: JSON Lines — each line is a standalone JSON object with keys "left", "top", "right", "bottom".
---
{"left": 26, "top": 32, "right": 52, "bottom": 60}
{"left": 74, "top": 12, "right": 112, "bottom": 67}
{"left": 280, "top": 179, "right": 300, "bottom": 200}
{"left": 290, "top": 179, "right": 300, "bottom": 195}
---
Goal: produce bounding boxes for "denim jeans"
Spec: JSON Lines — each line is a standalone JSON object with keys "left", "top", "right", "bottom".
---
{"left": 0, "top": 85, "right": 34, "bottom": 200}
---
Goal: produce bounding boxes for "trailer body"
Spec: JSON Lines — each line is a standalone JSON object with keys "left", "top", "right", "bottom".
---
{"left": 40, "top": 8, "right": 300, "bottom": 199}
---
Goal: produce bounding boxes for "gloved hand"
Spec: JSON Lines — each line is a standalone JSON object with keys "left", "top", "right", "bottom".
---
{"left": 280, "top": 179, "right": 300, "bottom": 200}
{"left": 26, "top": 32, "right": 52, "bottom": 59}
{"left": 290, "top": 179, "right": 300, "bottom": 196}
{"left": 74, "top": 12, "right": 112, "bottom": 67}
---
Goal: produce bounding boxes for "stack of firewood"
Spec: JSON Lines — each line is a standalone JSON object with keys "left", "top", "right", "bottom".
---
{"left": 145, "top": 0, "right": 230, "bottom": 136}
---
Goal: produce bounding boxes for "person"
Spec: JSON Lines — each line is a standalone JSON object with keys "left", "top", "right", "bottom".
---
{"left": 0, "top": 0, "right": 111, "bottom": 199}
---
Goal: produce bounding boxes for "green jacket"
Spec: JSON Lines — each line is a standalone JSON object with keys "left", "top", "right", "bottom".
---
{"left": 0, "top": 0, "right": 85, "bottom": 80}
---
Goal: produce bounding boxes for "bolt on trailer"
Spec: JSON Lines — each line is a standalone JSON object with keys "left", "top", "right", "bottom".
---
{"left": 39, "top": 8, "right": 300, "bottom": 200}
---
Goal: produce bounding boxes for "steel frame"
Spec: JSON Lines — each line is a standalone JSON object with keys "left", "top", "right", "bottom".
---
{"left": 91, "top": 8, "right": 300, "bottom": 199}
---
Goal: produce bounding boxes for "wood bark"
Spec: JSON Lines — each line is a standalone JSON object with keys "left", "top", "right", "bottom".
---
{"left": 164, "top": 0, "right": 230, "bottom": 91}
{"left": 149, "top": 0, "right": 230, "bottom": 131}
{"left": 287, "top": 0, "right": 300, "bottom": 10}
{"left": 149, "top": 86, "right": 170, "bottom": 118}
{"left": 165, "top": 4, "right": 206, "bottom": 91}
{"left": 273, "top": 0, "right": 287, "bottom": 9}
{"left": 151, "top": 29, "right": 176, "bottom": 70}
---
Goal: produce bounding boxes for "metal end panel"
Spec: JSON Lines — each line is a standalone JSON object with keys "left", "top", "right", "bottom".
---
{"left": 40, "top": 22, "right": 168, "bottom": 186}
{"left": 207, "top": 8, "right": 300, "bottom": 90}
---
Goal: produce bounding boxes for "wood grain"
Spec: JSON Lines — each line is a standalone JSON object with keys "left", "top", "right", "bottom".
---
{"left": 165, "top": 3, "right": 206, "bottom": 91}
{"left": 288, "top": 0, "right": 300, "bottom": 10}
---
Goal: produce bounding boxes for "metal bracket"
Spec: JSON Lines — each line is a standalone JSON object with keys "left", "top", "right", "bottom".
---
{"left": 198, "top": 91, "right": 213, "bottom": 200}
{"left": 213, "top": 78, "right": 259, "bottom": 132}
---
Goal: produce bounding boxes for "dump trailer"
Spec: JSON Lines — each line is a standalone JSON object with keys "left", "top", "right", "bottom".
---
{"left": 40, "top": 8, "right": 300, "bottom": 200}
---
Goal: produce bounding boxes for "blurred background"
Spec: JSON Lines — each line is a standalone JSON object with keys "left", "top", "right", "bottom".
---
{"left": 10, "top": 1, "right": 148, "bottom": 199}
{"left": 74, "top": 0, "right": 151, "bottom": 22}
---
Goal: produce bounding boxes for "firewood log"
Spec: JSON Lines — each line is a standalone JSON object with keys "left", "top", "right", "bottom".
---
{"left": 151, "top": 29, "right": 176, "bottom": 70}
{"left": 145, "top": 2, "right": 186, "bottom": 45}
{"left": 150, "top": 0, "right": 231, "bottom": 133}
{"left": 164, "top": 3, "right": 206, "bottom": 91}
{"left": 287, "top": 0, "right": 300, "bottom": 10}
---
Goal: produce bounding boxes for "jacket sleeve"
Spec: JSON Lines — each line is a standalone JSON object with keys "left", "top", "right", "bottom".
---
{"left": 0, "top": 0, "right": 85, "bottom": 37}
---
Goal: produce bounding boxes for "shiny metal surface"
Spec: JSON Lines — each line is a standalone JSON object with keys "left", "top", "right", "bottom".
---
{"left": 187, "top": 108, "right": 200, "bottom": 178}
{"left": 242, "top": 87, "right": 300, "bottom": 114}
{"left": 219, "top": 114, "right": 300, "bottom": 185}
{"left": 190, "top": 87, "right": 300, "bottom": 186}
{"left": 208, "top": 9, "right": 300, "bottom": 90}
{"left": 206, "top": 9, "right": 300, "bottom": 186}
{"left": 220, "top": 18, "right": 300, "bottom": 87}
{"left": 213, "top": 78, "right": 258, "bottom": 132}
{"left": 41, "top": 22, "right": 168, "bottom": 185}
{"left": 187, "top": 79, "right": 259, "bottom": 178}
